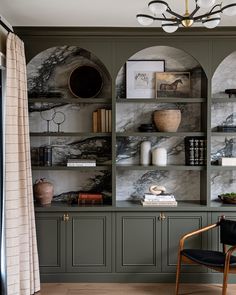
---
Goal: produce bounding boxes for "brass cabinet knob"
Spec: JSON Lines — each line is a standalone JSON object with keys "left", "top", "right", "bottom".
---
{"left": 63, "top": 213, "right": 70, "bottom": 222}
{"left": 158, "top": 213, "right": 166, "bottom": 221}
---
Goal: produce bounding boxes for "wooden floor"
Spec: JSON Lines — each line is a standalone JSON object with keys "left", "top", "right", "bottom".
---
{"left": 38, "top": 283, "right": 236, "bottom": 295}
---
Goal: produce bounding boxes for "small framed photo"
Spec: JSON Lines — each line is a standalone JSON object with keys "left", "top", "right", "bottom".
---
{"left": 155, "top": 72, "right": 191, "bottom": 98}
{"left": 126, "top": 60, "right": 165, "bottom": 98}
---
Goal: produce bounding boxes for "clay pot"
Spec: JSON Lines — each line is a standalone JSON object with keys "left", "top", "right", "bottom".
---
{"left": 33, "top": 178, "right": 54, "bottom": 205}
{"left": 153, "top": 109, "right": 181, "bottom": 132}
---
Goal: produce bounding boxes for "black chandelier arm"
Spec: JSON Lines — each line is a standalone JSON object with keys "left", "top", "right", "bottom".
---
{"left": 221, "top": 3, "right": 236, "bottom": 12}
{"left": 136, "top": 14, "right": 175, "bottom": 22}
{"left": 193, "top": 8, "right": 222, "bottom": 21}
{"left": 166, "top": 8, "right": 183, "bottom": 19}
{"left": 209, "top": 3, "right": 222, "bottom": 14}
{"left": 189, "top": 5, "right": 200, "bottom": 18}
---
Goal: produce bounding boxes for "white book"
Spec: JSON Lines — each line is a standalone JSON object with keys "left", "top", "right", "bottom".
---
{"left": 67, "top": 159, "right": 96, "bottom": 163}
{"left": 67, "top": 163, "right": 96, "bottom": 167}
{"left": 141, "top": 200, "right": 178, "bottom": 207}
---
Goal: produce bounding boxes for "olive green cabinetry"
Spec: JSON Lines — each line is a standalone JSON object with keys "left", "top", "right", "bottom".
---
{"left": 35, "top": 212, "right": 112, "bottom": 274}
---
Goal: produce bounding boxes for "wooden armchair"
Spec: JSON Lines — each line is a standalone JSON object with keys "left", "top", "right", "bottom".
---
{"left": 175, "top": 216, "right": 236, "bottom": 295}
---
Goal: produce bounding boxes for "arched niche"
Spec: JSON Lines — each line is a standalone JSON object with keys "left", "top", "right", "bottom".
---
{"left": 27, "top": 45, "right": 112, "bottom": 99}
{"left": 212, "top": 51, "right": 236, "bottom": 99}
{"left": 115, "top": 46, "right": 207, "bottom": 99}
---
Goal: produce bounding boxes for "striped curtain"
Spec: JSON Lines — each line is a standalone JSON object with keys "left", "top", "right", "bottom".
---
{"left": 4, "top": 33, "right": 40, "bottom": 295}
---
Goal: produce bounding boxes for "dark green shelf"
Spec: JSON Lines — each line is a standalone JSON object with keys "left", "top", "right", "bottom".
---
{"left": 116, "top": 98, "right": 206, "bottom": 103}
{"left": 29, "top": 98, "right": 112, "bottom": 104}
{"left": 116, "top": 200, "right": 207, "bottom": 210}
{"left": 116, "top": 132, "right": 206, "bottom": 137}
{"left": 30, "top": 132, "right": 111, "bottom": 137}
{"left": 212, "top": 98, "right": 236, "bottom": 103}
{"left": 211, "top": 132, "right": 236, "bottom": 137}
{"left": 116, "top": 165, "right": 206, "bottom": 171}
{"left": 210, "top": 166, "right": 236, "bottom": 171}
{"left": 32, "top": 165, "right": 111, "bottom": 171}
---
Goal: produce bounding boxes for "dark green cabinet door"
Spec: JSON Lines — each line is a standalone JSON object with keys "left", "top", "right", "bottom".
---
{"left": 35, "top": 212, "right": 66, "bottom": 273}
{"left": 116, "top": 212, "right": 161, "bottom": 273}
{"left": 162, "top": 212, "right": 208, "bottom": 273}
{"left": 66, "top": 212, "right": 112, "bottom": 272}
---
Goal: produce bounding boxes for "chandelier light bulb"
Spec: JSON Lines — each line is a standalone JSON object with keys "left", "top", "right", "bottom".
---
{"left": 148, "top": 1, "right": 168, "bottom": 15}
{"left": 221, "top": 0, "right": 236, "bottom": 16}
{"left": 202, "top": 13, "right": 221, "bottom": 28}
{"left": 161, "top": 20, "right": 179, "bottom": 33}
{"left": 136, "top": 14, "right": 154, "bottom": 26}
{"left": 197, "top": 0, "right": 215, "bottom": 8}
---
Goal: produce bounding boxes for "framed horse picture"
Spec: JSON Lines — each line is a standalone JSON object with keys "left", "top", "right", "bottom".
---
{"left": 126, "top": 60, "right": 165, "bottom": 98}
{"left": 155, "top": 72, "right": 190, "bottom": 98}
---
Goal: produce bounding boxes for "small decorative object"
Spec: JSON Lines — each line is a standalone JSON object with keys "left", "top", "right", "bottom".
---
{"left": 68, "top": 65, "right": 103, "bottom": 98}
{"left": 126, "top": 60, "right": 165, "bottom": 98}
{"left": 153, "top": 109, "right": 181, "bottom": 132}
{"left": 217, "top": 125, "right": 236, "bottom": 132}
{"left": 78, "top": 193, "right": 103, "bottom": 205}
{"left": 140, "top": 141, "right": 151, "bottom": 165}
{"left": 155, "top": 72, "right": 190, "bottom": 98}
{"left": 219, "top": 157, "right": 236, "bottom": 166}
{"left": 149, "top": 185, "right": 166, "bottom": 195}
{"left": 225, "top": 89, "right": 236, "bottom": 98}
{"left": 218, "top": 193, "right": 236, "bottom": 204}
{"left": 40, "top": 107, "right": 56, "bottom": 133}
{"left": 185, "top": 136, "right": 207, "bottom": 166}
{"left": 53, "top": 111, "right": 66, "bottom": 132}
{"left": 33, "top": 178, "right": 54, "bottom": 205}
{"left": 152, "top": 148, "right": 167, "bottom": 166}
{"left": 138, "top": 123, "right": 156, "bottom": 132}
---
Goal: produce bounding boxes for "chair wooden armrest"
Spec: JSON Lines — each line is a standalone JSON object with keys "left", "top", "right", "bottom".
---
{"left": 179, "top": 222, "right": 219, "bottom": 251}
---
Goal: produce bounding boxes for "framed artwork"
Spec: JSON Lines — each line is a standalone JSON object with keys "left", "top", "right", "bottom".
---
{"left": 126, "top": 60, "right": 165, "bottom": 98}
{"left": 155, "top": 72, "right": 191, "bottom": 98}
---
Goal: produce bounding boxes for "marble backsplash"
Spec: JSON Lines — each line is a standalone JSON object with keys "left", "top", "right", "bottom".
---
{"left": 211, "top": 102, "right": 236, "bottom": 130}
{"left": 116, "top": 103, "right": 201, "bottom": 132}
{"left": 116, "top": 170, "right": 200, "bottom": 201}
{"left": 211, "top": 171, "right": 236, "bottom": 200}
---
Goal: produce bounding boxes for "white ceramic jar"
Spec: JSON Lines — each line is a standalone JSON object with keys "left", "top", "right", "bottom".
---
{"left": 140, "top": 141, "right": 151, "bottom": 165}
{"left": 152, "top": 148, "right": 167, "bottom": 166}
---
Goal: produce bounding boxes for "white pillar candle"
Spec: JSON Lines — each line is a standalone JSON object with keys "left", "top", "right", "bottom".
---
{"left": 140, "top": 141, "right": 151, "bottom": 165}
{"left": 152, "top": 148, "right": 167, "bottom": 166}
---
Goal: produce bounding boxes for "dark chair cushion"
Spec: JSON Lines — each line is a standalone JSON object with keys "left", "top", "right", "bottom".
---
{"left": 220, "top": 219, "right": 236, "bottom": 246}
{"left": 182, "top": 249, "right": 236, "bottom": 267}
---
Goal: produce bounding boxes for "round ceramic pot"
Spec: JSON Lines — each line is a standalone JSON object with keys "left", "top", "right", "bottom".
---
{"left": 153, "top": 109, "right": 181, "bottom": 132}
{"left": 33, "top": 178, "right": 54, "bottom": 205}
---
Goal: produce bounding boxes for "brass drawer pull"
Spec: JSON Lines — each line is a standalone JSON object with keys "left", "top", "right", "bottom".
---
{"left": 63, "top": 213, "right": 70, "bottom": 222}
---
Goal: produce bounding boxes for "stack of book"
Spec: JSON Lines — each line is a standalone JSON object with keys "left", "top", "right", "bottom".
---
{"left": 185, "top": 136, "right": 207, "bottom": 166}
{"left": 92, "top": 108, "right": 112, "bottom": 132}
{"left": 78, "top": 193, "right": 103, "bottom": 205}
{"left": 141, "top": 193, "right": 177, "bottom": 207}
{"left": 67, "top": 159, "right": 96, "bottom": 167}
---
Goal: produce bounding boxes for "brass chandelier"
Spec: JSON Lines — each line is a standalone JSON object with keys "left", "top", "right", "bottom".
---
{"left": 136, "top": 0, "right": 236, "bottom": 33}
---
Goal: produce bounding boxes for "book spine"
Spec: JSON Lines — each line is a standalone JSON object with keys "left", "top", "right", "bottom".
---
{"left": 185, "top": 137, "right": 195, "bottom": 166}
{"left": 194, "top": 138, "right": 199, "bottom": 166}
{"left": 105, "top": 109, "right": 109, "bottom": 132}
{"left": 100, "top": 109, "right": 106, "bottom": 132}
{"left": 92, "top": 111, "right": 98, "bottom": 133}
{"left": 108, "top": 109, "right": 112, "bottom": 132}
{"left": 79, "top": 193, "right": 103, "bottom": 200}
{"left": 97, "top": 109, "right": 102, "bottom": 132}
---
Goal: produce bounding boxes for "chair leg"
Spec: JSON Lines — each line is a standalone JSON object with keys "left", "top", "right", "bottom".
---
{"left": 175, "top": 252, "right": 182, "bottom": 295}
{"left": 222, "top": 258, "right": 230, "bottom": 295}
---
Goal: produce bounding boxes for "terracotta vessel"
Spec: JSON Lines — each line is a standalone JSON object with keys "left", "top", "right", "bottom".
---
{"left": 153, "top": 109, "right": 181, "bottom": 132}
{"left": 33, "top": 178, "right": 54, "bottom": 205}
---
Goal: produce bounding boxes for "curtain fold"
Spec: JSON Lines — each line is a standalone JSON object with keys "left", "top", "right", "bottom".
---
{"left": 4, "top": 33, "right": 40, "bottom": 295}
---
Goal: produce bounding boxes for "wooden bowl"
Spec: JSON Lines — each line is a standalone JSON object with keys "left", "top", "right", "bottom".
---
{"left": 218, "top": 194, "right": 236, "bottom": 204}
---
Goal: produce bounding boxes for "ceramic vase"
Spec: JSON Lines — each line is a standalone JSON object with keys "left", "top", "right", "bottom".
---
{"left": 152, "top": 148, "right": 167, "bottom": 166}
{"left": 33, "top": 178, "right": 54, "bottom": 205}
{"left": 153, "top": 109, "right": 181, "bottom": 132}
{"left": 140, "top": 141, "right": 151, "bottom": 165}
